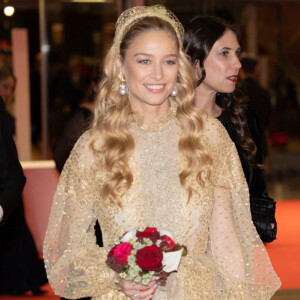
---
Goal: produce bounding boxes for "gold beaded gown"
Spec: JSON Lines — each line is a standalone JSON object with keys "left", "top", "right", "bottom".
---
{"left": 43, "top": 107, "right": 280, "bottom": 299}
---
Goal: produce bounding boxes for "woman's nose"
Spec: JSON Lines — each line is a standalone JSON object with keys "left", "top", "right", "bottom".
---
{"left": 150, "top": 64, "right": 163, "bottom": 81}
{"left": 233, "top": 56, "right": 242, "bottom": 70}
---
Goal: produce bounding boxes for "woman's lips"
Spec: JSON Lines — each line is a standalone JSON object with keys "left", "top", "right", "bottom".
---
{"left": 144, "top": 84, "right": 166, "bottom": 93}
{"left": 227, "top": 75, "right": 238, "bottom": 83}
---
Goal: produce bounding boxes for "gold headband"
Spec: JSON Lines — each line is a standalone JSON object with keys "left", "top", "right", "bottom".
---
{"left": 114, "top": 5, "right": 184, "bottom": 53}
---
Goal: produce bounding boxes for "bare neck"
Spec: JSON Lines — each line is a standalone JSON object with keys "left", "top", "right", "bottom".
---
{"left": 194, "top": 85, "right": 222, "bottom": 118}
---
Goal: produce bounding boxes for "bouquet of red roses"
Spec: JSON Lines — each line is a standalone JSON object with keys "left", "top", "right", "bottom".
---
{"left": 106, "top": 227, "right": 187, "bottom": 286}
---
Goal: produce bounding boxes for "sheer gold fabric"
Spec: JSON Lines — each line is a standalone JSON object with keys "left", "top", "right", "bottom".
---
{"left": 43, "top": 112, "right": 280, "bottom": 299}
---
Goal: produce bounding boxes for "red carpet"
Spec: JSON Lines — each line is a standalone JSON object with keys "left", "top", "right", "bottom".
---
{"left": 0, "top": 283, "right": 58, "bottom": 300}
{"left": 0, "top": 200, "right": 299, "bottom": 299}
{"left": 265, "top": 200, "right": 300, "bottom": 290}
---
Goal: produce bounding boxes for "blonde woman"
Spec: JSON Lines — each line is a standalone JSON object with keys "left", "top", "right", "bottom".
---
{"left": 43, "top": 5, "right": 280, "bottom": 300}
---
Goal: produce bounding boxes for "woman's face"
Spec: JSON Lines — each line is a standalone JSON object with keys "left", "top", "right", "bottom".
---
{"left": 200, "top": 30, "right": 241, "bottom": 94}
{"left": 117, "top": 30, "right": 179, "bottom": 115}
{"left": 0, "top": 75, "right": 15, "bottom": 103}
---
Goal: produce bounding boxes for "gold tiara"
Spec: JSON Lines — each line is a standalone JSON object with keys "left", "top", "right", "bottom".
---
{"left": 114, "top": 5, "right": 184, "bottom": 53}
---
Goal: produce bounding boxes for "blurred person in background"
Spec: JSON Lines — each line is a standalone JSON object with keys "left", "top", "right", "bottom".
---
{"left": 49, "top": 55, "right": 91, "bottom": 148}
{"left": 53, "top": 68, "right": 101, "bottom": 173}
{"left": 239, "top": 55, "right": 272, "bottom": 160}
{"left": 0, "top": 96, "right": 26, "bottom": 293}
{"left": 0, "top": 65, "right": 48, "bottom": 295}
{"left": 183, "top": 15, "right": 277, "bottom": 243}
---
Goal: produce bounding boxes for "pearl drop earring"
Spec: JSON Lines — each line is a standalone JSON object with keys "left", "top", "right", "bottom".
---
{"left": 118, "top": 72, "right": 127, "bottom": 95}
{"left": 171, "top": 88, "right": 178, "bottom": 97}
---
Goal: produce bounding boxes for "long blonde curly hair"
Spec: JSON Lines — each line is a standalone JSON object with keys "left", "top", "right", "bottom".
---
{"left": 92, "top": 16, "right": 212, "bottom": 206}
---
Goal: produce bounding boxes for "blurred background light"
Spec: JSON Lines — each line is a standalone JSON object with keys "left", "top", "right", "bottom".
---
{"left": 4, "top": 6, "right": 15, "bottom": 17}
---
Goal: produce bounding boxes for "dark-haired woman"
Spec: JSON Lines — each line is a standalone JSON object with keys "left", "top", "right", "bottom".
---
{"left": 0, "top": 67, "right": 48, "bottom": 295}
{"left": 183, "top": 16, "right": 277, "bottom": 243}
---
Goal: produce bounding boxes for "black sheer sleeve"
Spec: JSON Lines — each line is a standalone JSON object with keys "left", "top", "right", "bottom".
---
{"left": 241, "top": 103, "right": 271, "bottom": 199}
{"left": 217, "top": 103, "right": 272, "bottom": 200}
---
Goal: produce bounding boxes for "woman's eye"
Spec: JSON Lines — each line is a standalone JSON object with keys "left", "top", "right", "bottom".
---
{"left": 220, "top": 51, "right": 229, "bottom": 57}
{"left": 165, "top": 60, "right": 176, "bottom": 65}
{"left": 236, "top": 50, "right": 241, "bottom": 58}
{"left": 138, "top": 59, "right": 150, "bottom": 64}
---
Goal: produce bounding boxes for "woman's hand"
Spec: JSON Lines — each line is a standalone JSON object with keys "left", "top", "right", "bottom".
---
{"left": 119, "top": 277, "right": 158, "bottom": 300}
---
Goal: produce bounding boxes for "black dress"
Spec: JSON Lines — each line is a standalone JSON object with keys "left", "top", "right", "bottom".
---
{"left": 0, "top": 97, "right": 25, "bottom": 224}
{"left": 217, "top": 103, "right": 277, "bottom": 243}
{"left": 0, "top": 97, "right": 48, "bottom": 294}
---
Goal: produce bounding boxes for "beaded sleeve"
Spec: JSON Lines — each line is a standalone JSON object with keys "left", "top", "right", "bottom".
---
{"left": 207, "top": 119, "right": 281, "bottom": 299}
{"left": 43, "top": 133, "right": 117, "bottom": 299}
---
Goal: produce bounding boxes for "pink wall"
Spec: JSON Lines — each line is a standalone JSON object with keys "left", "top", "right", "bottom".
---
{"left": 22, "top": 161, "right": 59, "bottom": 253}
{"left": 12, "top": 28, "right": 32, "bottom": 160}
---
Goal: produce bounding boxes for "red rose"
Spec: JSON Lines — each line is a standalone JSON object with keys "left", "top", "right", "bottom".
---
{"left": 113, "top": 242, "right": 133, "bottom": 265}
{"left": 144, "top": 227, "right": 158, "bottom": 233}
{"left": 136, "top": 245, "right": 163, "bottom": 272}
{"left": 136, "top": 227, "right": 160, "bottom": 242}
{"left": 108, "top": 245, "right": 117, "bottom": 257}
{"left": 106, "top": 246, "right": 123, "bottom": 273}
{"left": 160, "top": 235, "right": 175, "bottom": 252}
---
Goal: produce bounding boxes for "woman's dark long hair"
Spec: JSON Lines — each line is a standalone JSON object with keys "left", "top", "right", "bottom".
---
{"left": 183, "top": 16, "right": 258, "bottom": 167}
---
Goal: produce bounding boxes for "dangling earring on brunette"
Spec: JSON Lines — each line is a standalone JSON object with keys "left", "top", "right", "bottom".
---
{"left": 171, "top": 87, "right": 178, "bottom": 97}
{"left": 119, "top": 72, "right": 128, "bottom": 95}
